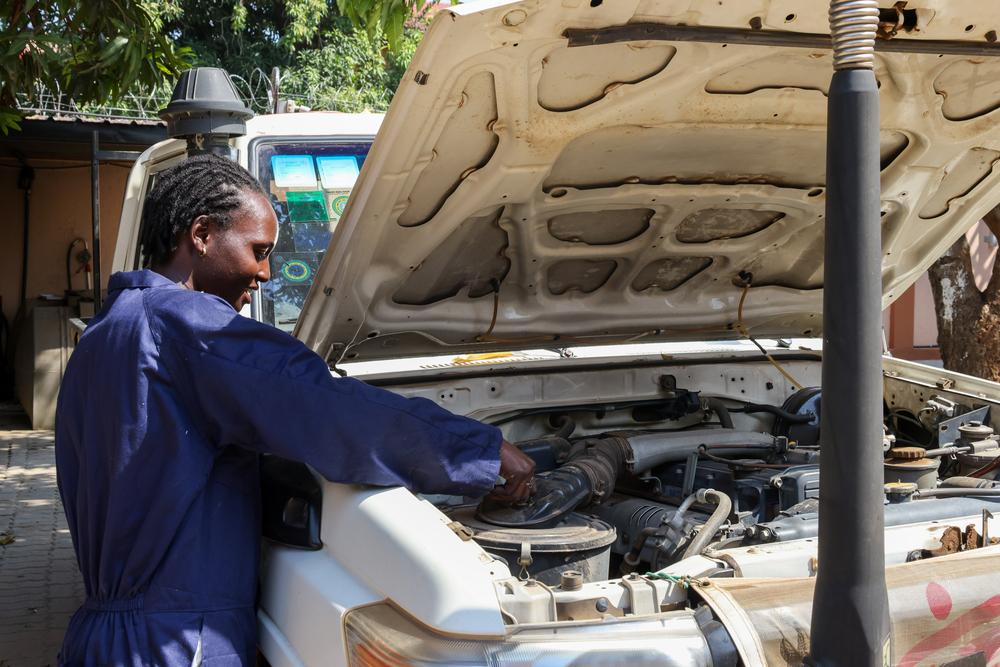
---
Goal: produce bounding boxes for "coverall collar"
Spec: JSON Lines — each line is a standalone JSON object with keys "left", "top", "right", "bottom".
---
{"left": 108, "top": 269, "right": 181, "bottom": 293}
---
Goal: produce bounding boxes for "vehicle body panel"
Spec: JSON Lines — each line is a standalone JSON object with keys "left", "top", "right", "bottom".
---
{"left": 295, "top": 0, "right": 1000, "bottom": 362}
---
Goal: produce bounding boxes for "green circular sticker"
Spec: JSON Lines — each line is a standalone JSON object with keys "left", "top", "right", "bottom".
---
{"left": 281, "top": 259, "right": 311, "bottom": 284}
{"left": 332, "top": 195, "right": 349, "bottom": 216}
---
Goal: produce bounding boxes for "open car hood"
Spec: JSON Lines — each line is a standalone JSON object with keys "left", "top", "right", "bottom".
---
{"left": 297, "top": 0, "right": 1000, "bottom": 363}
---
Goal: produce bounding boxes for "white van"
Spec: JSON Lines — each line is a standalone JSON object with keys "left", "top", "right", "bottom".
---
{"left": 112, "top": 1, "right": 1000, "bottom": 665}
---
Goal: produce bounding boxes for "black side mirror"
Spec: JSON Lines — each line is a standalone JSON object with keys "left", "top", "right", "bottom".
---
{"left": 261, "top": 456, "right": 322, "bottom": 550}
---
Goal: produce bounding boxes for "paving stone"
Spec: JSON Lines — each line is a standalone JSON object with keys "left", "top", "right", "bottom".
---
{"left": 0, "top": 427, "right": 83, "bottom": 664}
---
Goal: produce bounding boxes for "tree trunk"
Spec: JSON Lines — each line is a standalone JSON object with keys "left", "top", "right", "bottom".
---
{"left": 928, "top": 208, "right": 1000, "bottom": 381}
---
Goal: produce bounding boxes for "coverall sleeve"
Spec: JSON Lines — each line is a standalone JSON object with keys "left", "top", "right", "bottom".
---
{"left": 147, "top": 291, "right": 502, "bottom": 496}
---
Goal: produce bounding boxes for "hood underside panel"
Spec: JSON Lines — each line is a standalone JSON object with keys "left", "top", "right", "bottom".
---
{"left": 297, "top": 0, "right": 1000, "bottom": 363}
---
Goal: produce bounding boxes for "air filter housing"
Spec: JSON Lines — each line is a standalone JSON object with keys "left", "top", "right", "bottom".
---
{"left": 159, "top": 67, "right": 253, "bottom": 153}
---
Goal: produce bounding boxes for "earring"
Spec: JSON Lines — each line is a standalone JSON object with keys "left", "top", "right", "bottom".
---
{"left": 199, "top": 247, "right": 207, "bottom": 257}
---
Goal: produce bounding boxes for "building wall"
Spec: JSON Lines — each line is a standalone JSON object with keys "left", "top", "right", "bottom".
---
{"left": 886, "top": 221, "right": 998, "bottom": 360}
{"left": 911, "top": 273, "right": 938, "bottom": 348}
{"left": 0, "top": 160, "right": 129, "bottom": 326}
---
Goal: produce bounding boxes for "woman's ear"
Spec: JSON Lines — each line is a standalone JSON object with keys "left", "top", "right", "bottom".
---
{"left": 189, "top": 215, "right": 213, "bottom": 257}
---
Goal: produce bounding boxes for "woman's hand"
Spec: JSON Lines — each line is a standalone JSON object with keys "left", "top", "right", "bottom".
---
{"left": 489, "top": 441, "right": 536, "bottom": 504}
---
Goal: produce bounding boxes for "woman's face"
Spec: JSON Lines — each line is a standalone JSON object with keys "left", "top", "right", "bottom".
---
{"left": 191, "top": 191, "right": 279, "bottom": 310}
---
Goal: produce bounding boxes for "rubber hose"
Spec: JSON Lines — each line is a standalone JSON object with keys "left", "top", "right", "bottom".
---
{"left": 622, "top": 527, "right": 662, "bottom": 573}
{"left": 682, "top": 489, "right": 732, "bottom": 559}
{"left": 915, "top": 488, "right": 1000, "bottom": 499}
{"left": 704, "top": 398, "right": 734, "bottom": 429}
{"left": 738, "top": 403, "right": 814, "bottom": 423}
{"left": 670, "top": 492, "right": 700, "bottom": 527}
{"left": 551, "top": 415, "right": 576, "bottom": 440}
{"left": 939, "top": 476, "right": 998, "bottom": 489}
{"left": 922, "top": 446, "right": 966, "bottom": 458}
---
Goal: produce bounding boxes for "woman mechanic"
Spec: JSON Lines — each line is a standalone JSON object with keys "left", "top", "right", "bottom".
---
{"left": 54, "top": 154, "right": 536, "bottom": 666}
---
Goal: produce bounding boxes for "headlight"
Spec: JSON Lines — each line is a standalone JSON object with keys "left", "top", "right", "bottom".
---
{"left": 344, "top": 602, "right": 712, "bottom": 666}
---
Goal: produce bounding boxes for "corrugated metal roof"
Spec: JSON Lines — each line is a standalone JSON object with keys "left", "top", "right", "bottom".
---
{"left": 22, "top": 113, "right": 165, "bottom": 127}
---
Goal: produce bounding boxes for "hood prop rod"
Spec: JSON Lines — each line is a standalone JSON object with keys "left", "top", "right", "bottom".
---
{"left": 807, "top": 2, "right": 892, "bottom": 664}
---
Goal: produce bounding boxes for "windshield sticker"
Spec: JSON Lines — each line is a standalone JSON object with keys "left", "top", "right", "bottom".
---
{"left": 331, "top": 194, "right": 349, "bottom": 217}
{"left": 290, "top": 223, "right": 332, "bottom": 252}
{"left": 271, "top": 155, "right": 317, "bottom": 188}
{"left": 317, "top": 155, "right": 360, "bottom": 189}
{"left": 280, "top": 259, "right": 312, "bottom": 284}
{"left": 286, "top": 190, "right": 329, "bottom": 223}
{"left": 262, "top": 252, "right": 321, "bottom": 330}
{"left": 325, "top": 188, "right": 352, "bottom": 226}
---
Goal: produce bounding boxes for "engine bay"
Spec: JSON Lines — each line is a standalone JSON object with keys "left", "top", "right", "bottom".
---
{"left": 452, "top": 373, "right": 1000, "bottom": 586}
{"left": 257, "top": 352, "right": 1000, "bottom": 652}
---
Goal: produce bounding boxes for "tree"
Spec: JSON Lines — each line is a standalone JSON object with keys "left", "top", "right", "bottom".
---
{"left": 928, "top": 209, "right": 1000, "bottom": 382}
{"left": 0, "top": 0, "right": 191, "bottom": 133}
{"left": 335, "top": 0, "right": 430, "bottom": 49}
{"left": 1, "top": 1, "right": 432, "bottom": 131}
{"left": 165, "top": 0, "right": 427, "bottom": 114}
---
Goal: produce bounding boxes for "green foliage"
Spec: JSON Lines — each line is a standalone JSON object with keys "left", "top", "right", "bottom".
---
{"left": 336, "top": 0, "right": 425, "bottom": 50}
{"left": 282, "top": 0, "right": 330, "bottom": 46}
{"left": 279, "top": 17, "right": 423, "bottom": 112}
{"left": 0, "top": 0, "right": 192, "bottom": 133}
{"left": 2, "top": 0, "right": 432, "bottom": 128}
{"left": 166, "top": 1, "right": 428, "bottom": 113}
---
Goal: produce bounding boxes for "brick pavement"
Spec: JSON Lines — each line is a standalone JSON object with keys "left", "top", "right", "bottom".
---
{"left": 0, "top": 417, "right": 85, "bottom": 667}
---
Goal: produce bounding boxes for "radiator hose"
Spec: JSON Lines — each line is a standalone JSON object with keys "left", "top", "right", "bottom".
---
{"left": 681, "top": 489, "right": 732, "bottom": 559}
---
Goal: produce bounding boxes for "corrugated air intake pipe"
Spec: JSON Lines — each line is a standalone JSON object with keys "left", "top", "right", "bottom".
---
{"left": 477, "top": 430, "right": 776, "bottom": 527}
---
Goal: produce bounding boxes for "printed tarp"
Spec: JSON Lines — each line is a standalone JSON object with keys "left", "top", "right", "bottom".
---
{"left": 695, "top": 546, "right": 1000, "bottom": 666}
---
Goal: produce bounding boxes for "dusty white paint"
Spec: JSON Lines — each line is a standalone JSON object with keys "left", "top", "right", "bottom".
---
{"left": 290, "top": 0, "right": 1000, "bottom": 362}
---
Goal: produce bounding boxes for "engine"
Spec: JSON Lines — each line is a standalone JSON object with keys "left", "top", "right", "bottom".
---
{"left": 449, "top": 385, "right": 1000, "bottom": 585}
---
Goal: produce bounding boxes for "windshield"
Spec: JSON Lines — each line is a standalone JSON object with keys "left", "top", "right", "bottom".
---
{"left": 254, "top": 140, "right": 371, "bottom": 331}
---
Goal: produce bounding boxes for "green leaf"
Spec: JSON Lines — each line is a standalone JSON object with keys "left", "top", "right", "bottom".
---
{"left": 0, "top": 113, "right": 22, "bottom": 135}
{"left": 99, "top": 36, "right": 129, "bottom": 62}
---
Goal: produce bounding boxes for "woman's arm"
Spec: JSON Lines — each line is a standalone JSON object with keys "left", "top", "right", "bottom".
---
{"left": 148, "top": 290, "right": 508, "bottom": 497}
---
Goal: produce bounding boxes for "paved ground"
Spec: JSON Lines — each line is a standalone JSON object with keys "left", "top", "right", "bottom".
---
{"left": 0, "top": 403, "right": 84, "bottom": 667}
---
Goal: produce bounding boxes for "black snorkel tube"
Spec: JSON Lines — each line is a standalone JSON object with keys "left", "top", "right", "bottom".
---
{"left": 807, "top": 2, "right": 892, "bottom": 664}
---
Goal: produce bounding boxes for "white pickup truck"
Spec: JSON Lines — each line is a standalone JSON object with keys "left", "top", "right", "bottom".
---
{"left": 112, "top": 0, "right": 1000, "bottom": 665}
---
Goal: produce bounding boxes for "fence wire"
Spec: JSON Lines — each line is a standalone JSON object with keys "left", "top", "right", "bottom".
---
{"left": 15, "top": 69, "right": 325, "bottom": 122}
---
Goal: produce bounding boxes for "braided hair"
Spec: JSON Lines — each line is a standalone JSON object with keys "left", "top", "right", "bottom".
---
{"left": 139, "top": 153, "right": 267, "bottom": 267}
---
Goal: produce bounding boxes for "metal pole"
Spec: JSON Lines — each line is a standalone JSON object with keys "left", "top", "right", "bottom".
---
{"left": 91, "top": 130, "right": 102, "bottom": 311}
{"left": 270, "top": 67, "right": 281, "bottom": 114}
{"left": 17, "top": 165, "right": 33, "bottom": 309}
{"left": 808, "top": 1, "right": 891, "bottom": 665}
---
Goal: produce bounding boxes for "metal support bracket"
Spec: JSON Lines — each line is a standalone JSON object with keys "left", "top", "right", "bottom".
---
{"left": 619, "top": 574, "right": 659, "bottom": 616}
{"left": 937, "top": 406, "right": 990, "bottom": 446}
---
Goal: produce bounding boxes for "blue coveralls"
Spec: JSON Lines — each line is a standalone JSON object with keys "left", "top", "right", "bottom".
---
{"left": 54, "top": 270, "right": 502, "bottom": 666}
